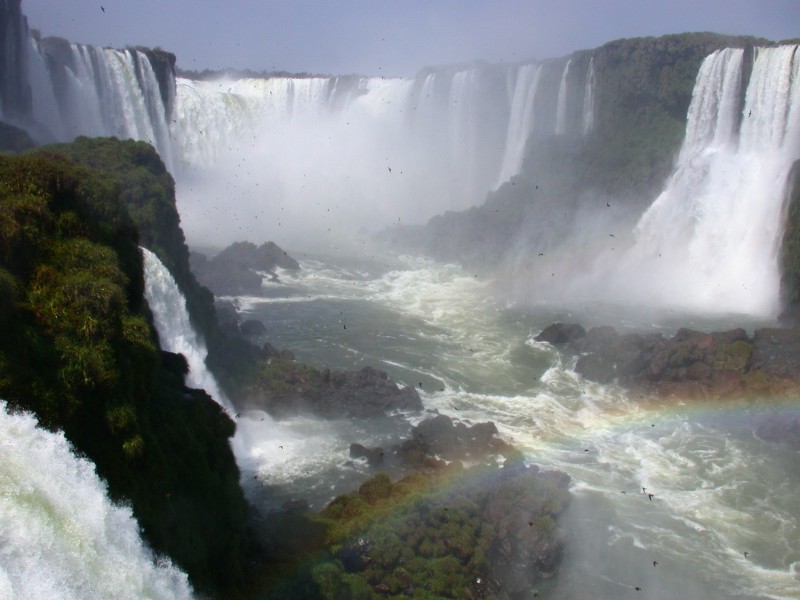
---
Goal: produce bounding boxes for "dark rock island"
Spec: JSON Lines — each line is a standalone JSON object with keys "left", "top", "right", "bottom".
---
{"left": 536, "top": 322, "right": 800, "bottom": 399}
{"left": 191, "top": 240, "right": 300, "bottom": 296}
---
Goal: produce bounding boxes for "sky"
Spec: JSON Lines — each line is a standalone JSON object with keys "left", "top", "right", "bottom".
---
{"left": 21, "top": 0, "right": 800, "bottom": 77}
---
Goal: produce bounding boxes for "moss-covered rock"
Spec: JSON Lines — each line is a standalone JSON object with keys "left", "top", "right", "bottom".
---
{"left": 312, "top": 464, "right": 570, "bottom": 599}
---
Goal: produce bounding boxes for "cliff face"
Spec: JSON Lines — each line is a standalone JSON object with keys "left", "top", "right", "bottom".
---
{"left": 45, "top": 138, "right": 219, "bottom": 346}
{"left": 780, "top": 160, "right": 800, "bottom": 321}
{"left": 0, "top": 0, "right": 32, "bottom": 121}
{"left": 0, "top": 146, "right": 252, "bottom": 597}
{"left": 386, "top": 33, "right": 768, "bottom": 269}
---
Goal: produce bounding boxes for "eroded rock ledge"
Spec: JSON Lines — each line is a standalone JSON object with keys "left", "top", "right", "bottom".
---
{"left": 536, "top": 322, "right": 800, "bottom": 399}
{"left": 243, "top": 349, "right": 423, "bottom": 418}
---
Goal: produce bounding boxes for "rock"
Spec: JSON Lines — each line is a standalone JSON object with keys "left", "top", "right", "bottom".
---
{"left": 191, "top": 241, "right": 299, "bottom": 296}
{"left": 394, "top": 414, "right": 509, "bottom": 467}
{"left": 240, "top": 319, "right": 266, "bottom": 336}
{"left": 246, "top": 359, "right": 422, "bottom": 418}
{"left": 535, "top": 322, "right": 586, "bottom": 345}
{"left": 752, "top": 328, "right": 800, "bottom": 378}
{"left": 350, "top": 443, "right": 385, "bottom": 466}
{"left": 542, "top": 321, "right": 800, "bottom": 399}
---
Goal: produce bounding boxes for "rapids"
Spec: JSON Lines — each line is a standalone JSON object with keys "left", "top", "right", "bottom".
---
{"left": 233, "top": 251, "right": 800, "bottom": 599}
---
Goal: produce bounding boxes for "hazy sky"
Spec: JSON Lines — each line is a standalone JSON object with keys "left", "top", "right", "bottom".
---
{"left": 22, "top": 0, "right": 800, "bottom": 77}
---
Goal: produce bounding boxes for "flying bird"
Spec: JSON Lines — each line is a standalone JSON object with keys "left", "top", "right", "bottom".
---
{"left": 648, "top": 493, "right": 654, "bottom": 501}
{"left": 100, "top": 5, "right": 105, "bottom": 12}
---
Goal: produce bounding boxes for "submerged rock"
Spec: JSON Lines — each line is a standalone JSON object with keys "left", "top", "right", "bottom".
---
{"left": 245, "top": 357, "right": 422, "bottom": 418}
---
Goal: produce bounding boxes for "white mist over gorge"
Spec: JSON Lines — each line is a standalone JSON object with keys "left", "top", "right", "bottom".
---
{"left": 3, "top": 0, "right": 800, "bottom": 598}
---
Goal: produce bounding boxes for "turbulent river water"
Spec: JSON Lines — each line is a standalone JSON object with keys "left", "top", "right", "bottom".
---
{"left": 229, "top": 250, "right": 800, "bottom": 600}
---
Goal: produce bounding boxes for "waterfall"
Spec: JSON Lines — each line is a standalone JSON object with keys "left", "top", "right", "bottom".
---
{"left": 554, "top": 59, "right": 571, "bottom": 135}
{"left": 140, "top": 247, "right": 232, "bottom": 412}
{"left": 21, "top": 36, "right": 174, "bottom": 168}
{"left": 0, "top": 400, "right": 195, "bottom": 600}
{"left": 577, "top": 45, "right": 800, "bottom": 316}
{"left": 582, "top": 56, "right": 595, "bottom": 135}
{"left": 496, "top": 63, "right": 543, "bottom": 185}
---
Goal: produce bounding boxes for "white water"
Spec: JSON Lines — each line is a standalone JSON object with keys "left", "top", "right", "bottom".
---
{"left": 582, "top": 56, "right": 595, "bottom": 135}
{"left": 141, "top": 247, "right": 231, "bottom": 411}
{"left": 558, "top": 45, "right": 800, "bottom": 318}
{"left": 0, "top": 400, "right": 195, "bottom": 600}
{"left": 240, "top": 251, "right": 800, "bottom": 599}
{"left": 496, "top": 63, "right": 544, "bottom": 185}
{"left": 26, "top": 40, "right": 174, "bottom": 169}
{"left": 555, "top": 59, "right": 572, "bottom": 135}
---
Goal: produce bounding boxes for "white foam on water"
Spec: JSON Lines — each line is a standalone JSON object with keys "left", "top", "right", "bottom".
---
{"left": 0, "top": 401, "right": 195, "bottom": 600}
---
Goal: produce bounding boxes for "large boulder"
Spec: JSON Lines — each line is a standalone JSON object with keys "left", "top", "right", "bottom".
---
{"left": 191, "top": 241, "right": 299, "bottom": 296}
{"left": 245, "top": 358, "right": 423, "bottom": 419}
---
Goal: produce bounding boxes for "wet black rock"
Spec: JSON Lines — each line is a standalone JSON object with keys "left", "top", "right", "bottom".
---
{"left": 190, "top": 241, "right": 299, "bottom": 296}
{"left": 349, "top": 443, "right": 385, "bottom": 467}
{"left": 540, "top": 322, "right": 800, "bottom": 399}
{"left": 394, "top": 414, "right": 512, "bottom": 469}
{"left": 535, "top": 322, "right": 587, "bottom": 345}
{"left": 240, "top": 319, "right": 267, "bottom": 337}
{"left": 246, "top": 359, "right": 422, "bottom": 419}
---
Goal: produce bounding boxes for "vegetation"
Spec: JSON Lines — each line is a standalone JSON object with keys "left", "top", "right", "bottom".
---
{"left": 391, "top": 33, "right": 772, "bottom": 269}
{"left": 0, "top": 149, "right": 253, "bottom": 597}
{"left": 266, "top": 466, "right": 569, "bottom": 599}
{"left": 43, "top": 137, "right": 260, "bottom": 393}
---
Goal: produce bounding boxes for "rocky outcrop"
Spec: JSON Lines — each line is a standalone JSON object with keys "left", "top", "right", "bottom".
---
{"left": 316, "top": 462, "right": 570, "bottom": 598}
{"left": 394, "top": 413, "right": 515, "bottom": 469}
{"left": 780, "top": 160, "right": 800, "bottom": 322}
{"left": 537, "top": 322, "right": 800, "bottom": 398}
{"left": 244, "top": 355, "right": 422, "bottom": 418}
{"left": 191, "top": 241, "right": 299, "bottom": 296}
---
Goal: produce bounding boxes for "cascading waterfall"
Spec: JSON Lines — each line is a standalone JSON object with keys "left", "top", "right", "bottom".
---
{"left": 140, "top": 247, "right": 232, "bottom": 412}
{"left": 6, "top": 2, "right": 601, "bottom": 241}
{"left": 496, "top": 63, "right": 544, "bottom": 185}
{"left": 22, "top": 37, "right": 174, "bottom": 168}
{"left": 571, "top": 45, "right": 800, "bottom": 316}
{"left": 581, "top": 56, "right": 595, "bottom": 135}
{"left": 554, "top": 59, "right": 571, "bottom": 135}
{"left": 0, "top": 400, "right": 195, "bottom": 600}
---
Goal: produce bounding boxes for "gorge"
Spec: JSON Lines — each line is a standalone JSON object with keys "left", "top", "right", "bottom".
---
{"left": 2, "top": 0, "right": 800, "bottom": 598}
